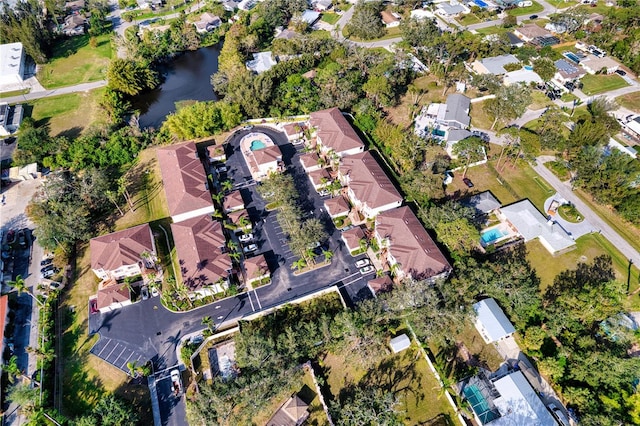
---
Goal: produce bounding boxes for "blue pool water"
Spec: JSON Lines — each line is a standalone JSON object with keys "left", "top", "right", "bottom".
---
{"left": 463, "top": 385, "right": 500, "bottom": 423}
{"left": 250, "top": 140, "right": 266, "bottom": 151}
{"left": 524, "top": 65, "right": 533, "bottom": 70}
{"left": 564, "top": 52, "right": 581, "bottom": 63}
{"left": 481, "top": 227, "right": 508, "bottom": 245}
{"left": 474, "top": 0, "right": 488, "bottom": 7}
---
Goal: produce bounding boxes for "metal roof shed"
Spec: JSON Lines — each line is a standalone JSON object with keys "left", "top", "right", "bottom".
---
{"left": 390, "top": 334, "right": 411, "bottom": 353}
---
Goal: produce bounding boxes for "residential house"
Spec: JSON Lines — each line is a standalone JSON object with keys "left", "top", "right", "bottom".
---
{"left": 473, "top": 298, "right": 516, "bottom": 344}
{"left": 545, "top": 22, "right": 567, "bottom": 34}
{"left": 505, "top": 32, "right": 524, "bottom": 48}
{"left": 554, "top": 59, "right": 586, "bottom": 82}
{"left": 299, "top": 152, "right": 322, "bottom": 172}
{"left": 445, "top": 129, "right": 473, "bottom": 156}
{"left": 607, "top": 138, "right": 637, "bottom": 159}
{"left": 461, "top": 370, "right": 557, "bottom": 426}
{"left": 471, "top": 54, "right": 520, "bottom": 75}
{"left": 252, "top": 144, "right": 283, "bottom": 180}
{"left": 193, "top": 12, "right": 221, "bottom": 33}
{"left": 90, "top": 224, "right": 157, "bottom": 282}
{"left": 63, "top": 13, "right": 86, "bottom": 36}
{"left": 170, "top": 214, "right": 232, "bottom": 294}
{"left": 338, "top": 151, "right": 402, "bottom": 219}
{"left": 96, "top": 281, "right": 132, "bottom": 313}
{"left": 309, "top": 108, "right": 365, "bottom": 157}
{"left": 246, "top": 51, "right": 277, "bottom": 73}
{"left": 238, "top": 0, "right": 256, "bottom": 10}
{"left": 157, "top": 142, "right": 215, "bottom": 223}
{"left": 436, "top": 2, "right": 470, "bottom": 16}
{"left": 64, "top": 0, "right": 85, "bottom": 11}
{"left": 381, "top": 11, "right": 401, "bottom": 28}
{"left": 228, "top": 209, "right": 252, "bottom": 232}
{"left": 503, "top": 69, "right": 542, "bottom": 86}
{"left": 460, "top": 191, "right": 501, "bottom": 217}
{"left": 375, "top": 206, "right": 452, "bottom": 281}
{"left": 301, "top": 9, "right": 321, "bottom": 25}
{"left": 0, "top": 103, "right": 23, "bottom": 136}
{"left": 243, "top": 254, "right": 270, "bottom": 286}
{"left": 282, "top": 122, "right": 304, "bottom": 141}
{"left": 389, "top": 334, "right": 411, "bottom": 353}
{"left": 207, "top": 144, "right": 226, "bottom": 163}
{"left": 580, "top": 54, "right": 620, "bottom": 74}
{"left": 367, "top": 274, "right": 393, "bottom": 296}
{"left": 223, "top": 190, "right": 245, "bottom": 213}
{"left": 498, "top": 200, "right": 575, "bottom": 255}
{"left": 222, "top": 0, "right": 239, "bottom": 11}
{"left": 513, "top": 24, "right": 551, "bottom": 42}
{"left": 313, "top": 0, "right": 332, "bottom": 11}
{"left": 626, "top": 116, "right": 640, "bottom": 137}
{"left": 414, "top": 94, "right": 471, "bottom": 144}
{"left": 324, "top": 195, "right": 350, "bottom": 219}
{"left": 308, "top": 168, "right": 332, "bottom": 192}
{"left": 0, "top": 43, "right": 25, "bottom": 85}
{"left": 341, "top": 226, "right": 366, "bottom": 254}
{"left": 267, "top": 395, "right": 310, "bottom": 426}
{"left": 275, "top": 28, "right": 299, "bottom": 40}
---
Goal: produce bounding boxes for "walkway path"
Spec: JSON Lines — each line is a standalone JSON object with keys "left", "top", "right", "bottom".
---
{"left": 533, "top": 156, "right": 640, "bottom": 266}
{"left": 1, "top": 80, "right": 107, "bottom": 104}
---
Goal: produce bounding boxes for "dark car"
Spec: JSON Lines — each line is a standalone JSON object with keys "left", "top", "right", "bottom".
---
{"left": 17, "top": 229, "right": 28, "bottom": 249}
{"left": 89, "top": 298, "right": 98, "bottom": 314}
{"left": 463, "top": 178, "right": 474, "bottom": 188}
{"left": 615, "top": 69, "right": 626, "bottom": 76}
{"left": 529, "top": 14, "right": 538, "bottom": 19}
{"left": 41, "top": 258, "right": 53, "bottom": 267}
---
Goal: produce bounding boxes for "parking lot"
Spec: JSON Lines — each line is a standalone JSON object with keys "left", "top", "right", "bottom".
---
{"left": 89, "top": 336, "right": 150, "bottom": 374}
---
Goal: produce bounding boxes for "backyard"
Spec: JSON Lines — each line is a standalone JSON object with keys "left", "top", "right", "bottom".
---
{"left": 26, "top": 89, "right": 106, "bottom": 137}
{"left": 617, "top": 91, "right": 640, "bottom": 113}
{"left": 37, "top": 34, "right": 113, "bottom": 89}
{"left": 321, "top": 12, "right": 340, "bottom": 24}
{"left": 580, "top": 73, "right": 628, "bottom": 96}
{"left": 470, "top": 100, "right": 496, "bottom": 131}
{"left": 507, "top": 2, "right": 544, "bottom": 16}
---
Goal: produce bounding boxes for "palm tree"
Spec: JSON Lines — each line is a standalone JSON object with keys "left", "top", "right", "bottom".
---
{"left": 221, "top": 180, "right": 233, "bottom": 193}
{"left": 202, "top": 316, "right": 214, "bottom": 332}
{"left": 8, "top": 276, "right": 42, "bottom": 306}
{"left": 359, "top": 238, "right": 368, "bottom": 253}
{"left": 227, "top": 240, "right": 239, "bottom": 252}
{"left": 105, "top": 190, "right": 124, "bottom": 216}
{"left": 212, "top": 192, "right": 224, "bottom": 204}
{"left": 237, "top": 215, "right": 251, "bottom": 230}
{"left": 291, "top": 258, "right": 307, "bottom": 272}
{"left": 4, "top": 355, "right": 20, "bottom": 384}
{"left": 229, "top": 251, "right": 241, "bottom": 263}
{"left": 118, "top": 175, "right": 134, "bottom": 211}
{"left": 322, "top": 249, "right": 333, "bottom": 263}
{"left": 127, "top": 360, "right": 139, "bottom": 377}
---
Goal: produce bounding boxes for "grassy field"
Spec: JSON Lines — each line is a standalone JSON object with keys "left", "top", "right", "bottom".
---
{"left": 544, "top": 0, "right": 577, "bottom": 8}
{"left": 508, "top": 1, "right": 544, "bottom": 16}
{"left": 322, "top": 346, "right": 457, "bottom": 425}
{"left": 617, "top": 91, "right": 640, "bottom": 113}
{"left": 470, "top": 100, "right": 496, "bottom": 130}
{"left": 580, "top": 73, "right": 628, "bottom": 96}
{"left": 37, "top": 34, "right": 112, "bottom": 89}
{"left": 0, "top": 88, "right": 29, "bottom": 98}
{"left": 345, "top": 25, "right": 401, "bottom": 42}
{"left": 26, "top": 89, "right": 106, "bottom": 137}
{"left": 527, "top": 233, "right": 640, "bottom": 309}
{"left": 529, "top": 91, "right": 554, "bottom": 110}
{"left": 457, "top": 13, "right": 481, "bottom": 25}
{"left": 454, "top": 324, "right": 503, "bottom": 372}
{"left": 321, "top": 12, "right": 340, "bottom": 24}
{"left": 475, "top": 25, "right": 509, "bottom": 36}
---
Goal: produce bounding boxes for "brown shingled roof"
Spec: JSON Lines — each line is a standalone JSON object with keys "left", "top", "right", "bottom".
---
{"left": 253, "top": 144, "right": 282, "bottom": 166}
{"left": 324, "top": 195, "right": 350, "bottom": 217}
{"left": 283, "top": 122, "right": 304, "bottom": 136}
{"left": 341, "top": 226, "right": 365, "bottom": 251}
{"left": 309, "top": 108, "right": 365, "bottom": 154}
{"left": 171, "top": 215, "right": 232, "bottom": 291}
{"left": 244, "top": 254, "right": 269, "bottom": 281}
{"left": 157, "top": 142, "right": 213, "bottom": 218}
{"left": 308, "top": 168, "right": 332, "bottom": 187}
{"left": 376, "top": 207, "right": 451, "bottom": 280}
{"left": 90, "top": 224, "right": 154, "bottom": 272}
{"left": 223, "top": 190, "right": 245, "bottom": 213}
{"left": 299, "top": 152, "right": 320, "bottom": 170}
{"left": 96, "top": 283, "right": 130, "bottom": 310}
{"left": 339, "top": 151, "right": 402, "bottom": 210}
{"left": 368, "top": 274, "right": 393, "bottom": 294}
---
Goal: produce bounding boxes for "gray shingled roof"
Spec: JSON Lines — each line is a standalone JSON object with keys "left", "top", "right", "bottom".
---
{"left": 444, "top": 94, "right": 471, "bottom": 128}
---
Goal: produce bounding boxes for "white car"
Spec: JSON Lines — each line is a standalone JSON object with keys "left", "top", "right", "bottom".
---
{"left": 239, "top": 233, "right": 254, "bottom": 243}
{"left": 151, "top": 286, "right": 159, "bottom": 297}
{"left": 216, "top": 166, "right": 228, "bottom": 173}
{"left": 243, "top": 244, "right": 258, "bottom": 254}
{"left": 547, "top": 403, "right": 569, "bottom": 426}
{"left": 170, "top": 369, "right": 182, "bottom": 396}
{"left": 355, "top": 258, "right": 370, "bottom": 268}
{"left": 359, "top": 265, "right": 375, "bottom": 275}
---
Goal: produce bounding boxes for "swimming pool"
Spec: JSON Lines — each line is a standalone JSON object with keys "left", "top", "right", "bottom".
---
{"left": 481, "top": 226, "right": 508, "bottom": 245}
{"left": 463, "top": 385, "right": 500, "bottom": 423}
{"left": 524, "top": 65, "right": 533, "bottom": 71}
{"left": 474, "top": 0, "right": 488, "bottom": 7}
{"left": 250, "top": 140, "right": 266, "bottom": 151}
{"left": 564, "top": 52, "right": 581, "bottom": 63}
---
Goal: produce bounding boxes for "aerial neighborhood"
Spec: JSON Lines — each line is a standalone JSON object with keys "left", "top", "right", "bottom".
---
{"left": 1, "top": 0, "right": 640, "bottom": 424}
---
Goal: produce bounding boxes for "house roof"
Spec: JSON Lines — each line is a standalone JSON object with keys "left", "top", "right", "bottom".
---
{"left": 0, "top": 42, "right": 23, "bottom": 78}
{"left": 376, "top": 206, "right": 451, "bottom": 280}
{"left": 555, "top": 59, "right": 585, "bottom": 79}
{"left": 228, "top": 208, "right": 249, "bottom": 224}
{"left": 444, "top": 94, "right": 471, "bottom": 127}
{"left": 389, "top": 334, "right": 411, "bottom": 353}
{"left": 267, "top": 395, "right": 309, "bottom": 426}
{"left": 207, "top": 144, "right": 225, "bottom": 161}
{"left": 460, "top": 191, "right": 501, "bottom": 214}
{"left": 90, "top": 224, "right": 154, "bottom": 272}
{"left": 157, "top": 142, "right": 212, "bottom": 218}
{"left": 170, "top": 214, "right": 232, "bottom": 291}
{"left": 515, "top": 24, "right": 551, "bottom": 40}
{"left": 324, "top": 195, "right": 350, "bottom": 217}
{"left": 223, "top": 190, "right": 244, "bottom": 212}
{"left": 381, "top": 11, "right": 400, "bottom": 24}
{"left": 315, "top": 0, "right": 332, "bottom": 7}
{"left": 581, "top": 54, "right": 619, "bottom": 71}
{"left": 275, "top": 28, "right": 298, "bottom": 39}
{"left": 0, "top": 295, "right": 7, "bottom": 357}
{"left": 506, "top": 32, "right": 523, "bottom": 45}
{"left": 473, "top": 298, "right": 515, "bottom": 342}
{"left": 504, "top": 69, "right": 542, "bottom": 85}
{"left": 500, "top": 200, "right": 575, "bottom": 252}
{"left": 96, "top": 283, "right": 130, "bottom": 310}
{"left": 439, "top": 2, "right": 466, "bottom": 14}
{"left": 64, "top": 13, "right": 86, "bottom": 27}
{"left": 246, "top": 51, "right": 277, "bottom": 74}
{"left": 283, "top": 122, "right": 304, "bottom": 136}
{"left": 490, "top": 371, "right": 558, "bottom": 426}
{"left": 301, "top": 9, "right": 320, "bottom": 24}
{"left": 341, "top": 226, "right": 365, "bottom": 250}
{"left": 299, "top": 152, "right": 320, "bottom": 169}
{"left": 252, "top": 144, "right": 282, "bottom": 165}
{"left": 308, "top": 168, "right": 331, "bottom": 187}
{"left": 244, "top": 254, "right": 269, "bottom": 281}
{"left": 309, "top": 108, "right": 365, "bottom": 154}
{"left": 368, "top": 274, "right": 393, "bottom": 294}
{"left": 339, "top": 151, "right": 402, "bottom": 210}
{"left": 478, "top": 54, "right": 520, "bottom": 75}
{"left": 446, "top": 129, "right": 473, "bottom": 143}
{"left": 200, "top": 12, "right": 220, "bottom": 23}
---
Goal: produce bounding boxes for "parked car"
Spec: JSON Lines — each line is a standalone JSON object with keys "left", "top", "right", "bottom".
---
{"left": 463, "top": 178, "right": 474, "bottom": 188}
{"left": 41, "top": 258, "right": 54, "bottom": 267}
{"left": 292, "top": 138, "right": 305, "bottom": 145}
{"left": 171, "top": 369, "right": 182, "bottom": 396}
{"left": 5, "top": 230, "right": 15, "bottom": 245}
{"left": 242, "top": 125, "right": 254, "bottom": 131}
{"left": 41, "top": 264, "right": 58, "bottom": 278}
{"left": 529, "top": 14, "right": 538, "bottom": 19}
{"left": 318, "top": 189, "right": 331, "bottom": 197}
{"left": 355, "top": 258, "right": 370, "bottom": 268}
{"left": 547, "top": 403, "right": 570, "bottom": 426}
{"left": 89, "top": 298, "right": 98, "bottom": 314}
{"left": 141, "top": 286, "right": 150, "bottom": 300}
{"left": 615, "top": 69, "right": 626, "bottom": 76}
{"left": 243, "top": 243, "right": 258, "bottom": 254}
{"left": 239, "top": 233, "right": 254, "bottom": 243}
{"left": 216, "top": 166, "right": 228, "bottom": 173}
{"left": 359, "top": 265, "right": 375, "bottom": 275}
{"left": 151, "top": 286, "right": 160, "bottom": 297}
{"left": 48, "top": 281, "right": 64, "bottom": 291}
{"left": 307, "top": 241, "right": 321, "bottom": 249}
{"left": 17, "top": 229, "right": 27, "bottom": 249}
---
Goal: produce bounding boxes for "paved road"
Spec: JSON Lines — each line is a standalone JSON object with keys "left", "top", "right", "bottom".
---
{"left": 1, "top": 81, "right": 107, "bottom": 104}
{"left": 467, "top": 0, "right": 557, "bottom": 32}
{"left": 533, "top": 156, "right": 640, "bottom": 266}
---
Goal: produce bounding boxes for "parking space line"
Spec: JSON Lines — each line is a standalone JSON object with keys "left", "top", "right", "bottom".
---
{"left": 95, "top": 340, "right": 111, "bottom": 357}
{"left": 113, "top": 347, "right": 127, "bottom": 364}
{"left": 105, "top": 342, "right": 120, "bottom": 361}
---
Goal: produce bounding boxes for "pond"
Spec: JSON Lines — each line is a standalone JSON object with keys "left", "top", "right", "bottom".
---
{"left": 133, "top": 45, "right": 220, "bottom": 129}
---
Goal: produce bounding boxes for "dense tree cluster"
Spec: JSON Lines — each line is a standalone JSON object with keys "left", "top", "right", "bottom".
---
{"left": 161, "top": 101, "right": 242, "bottom": 140}
{"left": 74, "top": 395, "right": 138, "bottom": 426}
{"left": 0, "top": 0, "right": 53, "bottom": 63}
{"left": 344, "top": 1, "right": 385, "bottom": 40}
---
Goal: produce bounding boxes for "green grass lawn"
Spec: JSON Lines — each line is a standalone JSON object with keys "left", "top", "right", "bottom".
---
{"left": 457, "top": 13, "right": 481, "bottom": 25}
{"left": 617, "top": 91, "right": 640, "bottom": 113}
{"left": 321, "top": 12, "right": 340, "bottom": 24}
{"left": 27, "top": 89, "right": 106, "bottom": 137}
{"left": 508, "top": 1, "right": 544, "bottom": 16}
{"left": 475, "top": 25, "right": 509, "bottom": 36}
{"left": 37, "top": 34, "right": 112, "bottom": 89}
{"left": 527, "top": 233, "right": 640, "bottom": 309}
{"left": 545, "top": 0, "right": 577, "bottom": 8}
{"left": 580, "top": 73, "right": 628, "bottom": 96}
{"left": 345, "top": 25, "right": 401, "bottom": 42}
{"left": 560, "top": 92, "right": 579, "bottom": 102}
{"left": 0, "top": 88, "right": 30, "bottom": 98}
{"left": 545, "top": 160, "right": 570, "bottom": 180}
{"left": 470, "top": 100, "right": 496, "bottom": 130}
{"left": 529, "top": 91, "right": 554, "bottom": 110}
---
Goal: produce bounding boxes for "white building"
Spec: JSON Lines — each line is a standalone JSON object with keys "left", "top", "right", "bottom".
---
{"left": 246, "top": 51, "right": 277, "bottom": 74}
{"left": 473, "top": 298, "right": 516, "bottom": 344}
{"left": 0, "top": 43, "right": 25, "bottom": 86}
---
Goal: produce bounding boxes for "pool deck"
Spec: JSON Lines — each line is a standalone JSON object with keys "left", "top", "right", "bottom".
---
{"left": 240, "top": 132, "right": 276, "bottom": 181}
